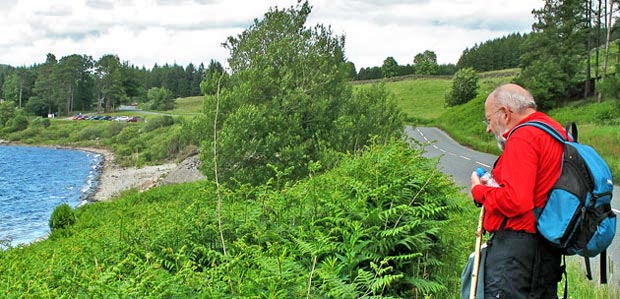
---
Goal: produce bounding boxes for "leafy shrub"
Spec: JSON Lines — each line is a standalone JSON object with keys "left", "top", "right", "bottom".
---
{"left": 113, "top": 125, "right": 140, "bottom": 143}
{"left": 8, "top": 127, "right": 40, "bottom": 141}
{"left": 445, "top": 67, "right": 479, "bottom": 107}
{"left": 5, "top": 115, "right": 29, "bottom": 132}
{"left": 106, "top": 121, "right": 126, "bottom": 138}
{"left": 49, "top": 203, "right": 76, "bottom": 231}
{"left": 148, "top": 87, "right": 175, "bottom": 110}
{"left": 596, "top": 73, "right": 620, "bottom": 100}
{"left": 0, "top": 101, "right": 16, "bottom": 127}
{"left": 144, "top": 115, "right": 174, "bottom": 132}
{"left": 77, "top": 126, "right": 103, "bottom": 140}
{"left": 30, "top": 117, "right": 51, "bottom": 128}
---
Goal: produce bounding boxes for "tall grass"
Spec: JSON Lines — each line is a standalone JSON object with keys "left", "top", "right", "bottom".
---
{"left": 560, "top": 259, "right": 620, "bottom": 299}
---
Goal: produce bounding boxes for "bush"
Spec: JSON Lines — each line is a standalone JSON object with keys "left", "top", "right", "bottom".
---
{"left": 5, "top": 115, "right": 29, "bottom": 132}
{"left": 49, "top": 203, "right": 76, "bottom": 231}
{"left": 445, "top": 67, "right": 479, "bottom": 107}
{"left": 144, "top": 115, "right": 174, "bottom": 132}
{"left": 77, "top": 126, "right": 103, "bottom": 140}
{"left": 106, "top": 121, "right": 126, "bottom": 138}
{"left": 596, "top": 73, "right": 620, "bottom": 100}
{"left": 30, "top": 117, "right": 51, "bottom": 128}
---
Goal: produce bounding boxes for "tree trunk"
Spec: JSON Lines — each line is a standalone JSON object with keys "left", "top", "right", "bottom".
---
{"left": 595, "top": 0, "right": 602, "bottom": 80}
{"left": 66, "top": 86, "right": 72, "bottom": 115}
{"left": 18, "top": 79, "right": 22, "bottom": 108}
{"left": 600, "top": 0, "right": 614, "bottom": 102}
{"left": 585, "top": 0, "right": 592, "bottom": 99}
{"left": 70, "top": 85, "right": 74, "bottom": 113}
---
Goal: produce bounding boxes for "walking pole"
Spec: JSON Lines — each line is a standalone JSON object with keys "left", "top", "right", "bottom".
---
{"left": 470, "top": 206, "right": 485, "bottom": 299}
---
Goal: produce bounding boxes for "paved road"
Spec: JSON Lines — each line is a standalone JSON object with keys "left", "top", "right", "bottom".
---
{"left": 405, "top": 126, "right": 620, "bottom": 290}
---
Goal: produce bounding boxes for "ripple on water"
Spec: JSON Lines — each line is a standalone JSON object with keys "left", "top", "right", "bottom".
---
{"left": 0, "top": 146, "right": 103, "bottom": 247}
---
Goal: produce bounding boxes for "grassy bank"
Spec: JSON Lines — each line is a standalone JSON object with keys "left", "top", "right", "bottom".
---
{"left": 1, "top": 114, "right": 192, "bottom": 168}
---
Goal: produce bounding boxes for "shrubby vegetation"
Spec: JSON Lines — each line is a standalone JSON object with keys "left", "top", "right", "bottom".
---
{"left": 0, "top": 141, "right": 472, "bottom": 297}
{"left": 147, "top": 87, "right": 175, "bottom": 111}
{"left": 49, "top": 203, "right": 76, "bottom": 231}
{"left": 1, "top": 117, "right": 189, "bottom": 167}
{"left": 444, "top": 68, "right": 479, "bottom": 107}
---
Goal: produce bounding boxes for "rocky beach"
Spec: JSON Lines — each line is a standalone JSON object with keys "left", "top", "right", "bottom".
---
{"left": 79, "top": 147, "right": 205, "bottom": 202}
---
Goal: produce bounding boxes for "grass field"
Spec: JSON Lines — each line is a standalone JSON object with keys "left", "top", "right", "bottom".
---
{"left": 169, "top": 96, "right": 204, "bottom": 115}
{"left": 379, "top": 78, "right": 452, "bottom": 123}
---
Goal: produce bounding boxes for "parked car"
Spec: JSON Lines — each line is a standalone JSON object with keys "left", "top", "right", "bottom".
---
{"left": 127, "top": 116, "right": 141, "bottom": 122}
{"left": 114, "top": 116, "right": 130, "bottom": 122}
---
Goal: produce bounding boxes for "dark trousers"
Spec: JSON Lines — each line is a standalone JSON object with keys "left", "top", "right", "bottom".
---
{"left": 484, "top": 230, "right": 563, "bottom": 299}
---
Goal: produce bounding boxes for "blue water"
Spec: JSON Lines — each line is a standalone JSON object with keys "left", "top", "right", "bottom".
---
{"left": 0, "top": 146, "right": 102, "bottom": 247}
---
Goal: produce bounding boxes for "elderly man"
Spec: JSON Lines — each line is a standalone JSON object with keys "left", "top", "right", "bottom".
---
{"left": 470, "top": 83, "right": 565, "bottom": 298}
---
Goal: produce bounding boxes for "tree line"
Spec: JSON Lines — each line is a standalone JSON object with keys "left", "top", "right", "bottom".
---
{"left": 457, "top": 33, "right": 528, "bottom": 72}
{"left": 0, "top": 55, "right": 225, "bottom": 117}
{"left": 356, "top": 52, "right": 458, "bottom": 81}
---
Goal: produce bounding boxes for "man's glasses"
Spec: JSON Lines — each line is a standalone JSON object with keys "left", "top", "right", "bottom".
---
{"left": 483, "top": 109, "right": 503, "bottom": 126}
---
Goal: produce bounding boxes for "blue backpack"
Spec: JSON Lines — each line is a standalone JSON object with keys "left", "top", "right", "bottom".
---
{"left": 510, "top": 121, "right": 616, "bottom": 282}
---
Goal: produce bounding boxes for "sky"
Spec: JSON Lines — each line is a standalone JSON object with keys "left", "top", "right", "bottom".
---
{"left": 0, "top": 0, "right": 543, "bottom": 70}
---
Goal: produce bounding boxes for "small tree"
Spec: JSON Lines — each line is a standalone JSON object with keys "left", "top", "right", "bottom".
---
{"left": 381, "top": 56, "right": 399, "bottom": 78}
{"left": 0, "top": 100, "right": 15, "bottom": 127}
{"left": 414, "top": 50, "right": 439, "bottom": 75}
{"left": 49, "top": 203, "right": 76, "bottom": 231}
{"left": 147, "top": 87, "right": 174, "bottom": 110}
{"left": 445, "top": 67, "right": 478, "bottom": 107}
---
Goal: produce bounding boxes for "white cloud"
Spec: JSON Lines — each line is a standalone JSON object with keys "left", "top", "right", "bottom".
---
{"left": 0, "top": 0, "right": 542, "bottom": 69}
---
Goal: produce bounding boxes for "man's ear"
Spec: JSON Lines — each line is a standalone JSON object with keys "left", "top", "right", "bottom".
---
{"left": 500, "top": 107, "right": 511, "bottom": 125}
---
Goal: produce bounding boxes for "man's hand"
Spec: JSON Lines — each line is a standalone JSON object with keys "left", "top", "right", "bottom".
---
{"left": 470, "top": 171, "right": 483, "bottom": 207}
{"left": 471, "top": 171, "right": 482, "bottom": 190}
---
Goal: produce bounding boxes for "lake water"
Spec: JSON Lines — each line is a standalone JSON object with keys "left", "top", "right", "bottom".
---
{"left": 0, "top": 145, "right": 102, "bottom": 247}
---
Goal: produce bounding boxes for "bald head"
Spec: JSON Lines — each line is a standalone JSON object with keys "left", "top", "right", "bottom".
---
{"left": 486, "top": 83, "right": 537, "bottom": 114}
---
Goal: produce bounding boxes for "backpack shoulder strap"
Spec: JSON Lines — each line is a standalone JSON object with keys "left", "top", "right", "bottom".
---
{"left": 507, "top": 120, "right": 568, "bottom": 143}
{"left": 565, "top": 122, "right": 578, "bottom": 142}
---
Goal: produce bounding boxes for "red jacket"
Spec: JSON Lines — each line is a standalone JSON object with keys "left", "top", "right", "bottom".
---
{"left": 472, "top": 112, "right": 567, "bottom": 233}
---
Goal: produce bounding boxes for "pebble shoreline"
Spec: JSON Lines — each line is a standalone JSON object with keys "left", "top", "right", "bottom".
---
{"left": 76, "top": 147, "right": 205, "bottom": 202}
